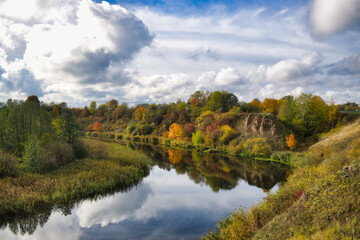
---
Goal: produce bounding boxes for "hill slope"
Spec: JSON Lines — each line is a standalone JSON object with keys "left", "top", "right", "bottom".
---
{"left": 201, "top": 119, "right": 360, "bottom": 240}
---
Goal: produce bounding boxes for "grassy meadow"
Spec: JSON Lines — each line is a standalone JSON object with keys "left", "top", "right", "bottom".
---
{"left": 0, "top": 139, "right": 152, "bottom": 221}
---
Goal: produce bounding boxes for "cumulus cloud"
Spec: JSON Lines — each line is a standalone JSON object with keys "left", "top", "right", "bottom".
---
{"left": 310, "top": 0, "right": 360, "bottom": 36}
{"left": 247, "top": 52, "right": 324, "bottom": 83}
{"left": 328, "top": 52, "right": 360, "bottom": 75}
{"left": 122, "top": 67, "right": 245, "bottom": 103}
{"left": 0, "top": 0, "right": 152, "bottom": 102}
{"left": 265, "top": 52, "right": 324, "bottom": 82}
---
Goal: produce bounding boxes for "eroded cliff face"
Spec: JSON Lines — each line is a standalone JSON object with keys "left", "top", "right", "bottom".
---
{"left": 243, "top": 114, "right": 278, "bottom": 137}
{"left": 236, "top": 113, "right": 290, "bottom": 150}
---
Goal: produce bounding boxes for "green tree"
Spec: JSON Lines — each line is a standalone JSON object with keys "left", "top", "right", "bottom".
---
{"left": 89, "top": 101, "right": 97, "bottom": 115}
{"left": 192, "top": 130, "right": 205, "bottom": 146}
{"left": 57, "top": 110, "right": 80, "bottom": 144}
{"left": 22, "top": 135, "right": 47, "bottom": 173}
{"left": 206, "top": 91, "right": 223, "bottom": 111}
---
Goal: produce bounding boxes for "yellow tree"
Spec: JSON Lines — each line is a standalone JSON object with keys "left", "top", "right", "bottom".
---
{"left": 168, "top": 123, "right": 185, "bottom": 140}
{"left": 134, "top": 107, "right": 146, "bottom": 121}
{"left": 328, "top": 98, "right": 339, "bottom": 127}
{"left": 52, "top": 105, "right": 60, "bottom": 117}
{"left": 286, "top": 133, "right": 297, "bottom": 150}
{"left": 262, "top": 98, "right": 278, "bottom": 113}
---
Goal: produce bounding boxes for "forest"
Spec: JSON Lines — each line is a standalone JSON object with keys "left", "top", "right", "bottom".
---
{"left": 73, "top": 90, "right": 350, "bottom": 155}
{"left": 0, "top": 91, "right": 356, "bottom": 177}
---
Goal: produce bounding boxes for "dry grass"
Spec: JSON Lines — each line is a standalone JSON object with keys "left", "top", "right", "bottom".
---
{"left": 310, "top": 118, "right": 360, "bottom": 151}
{"left": 201, "top": 119, "right": 360, "bottom": 240}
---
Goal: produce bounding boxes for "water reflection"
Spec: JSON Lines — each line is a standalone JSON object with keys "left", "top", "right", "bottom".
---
{"left": 126, "top": 142, "right": 288, "bottom": 192}
{"left": 0, "top": 142, "right": 288, "bottom": 239}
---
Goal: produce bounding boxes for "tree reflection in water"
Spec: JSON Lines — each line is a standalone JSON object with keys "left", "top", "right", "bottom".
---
{"left": 0, "top": 141, "right": 288, "bottom": 236}
{"left": 126, "top": 142, "right": 289, "bottom": 192}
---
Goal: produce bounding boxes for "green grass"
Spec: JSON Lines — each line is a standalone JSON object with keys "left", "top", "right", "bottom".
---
{"left": 200, "top": 119, "right": 360, "bottom": 240}
{"left": 0, "top": 139, "right": 152, "bottom": 221}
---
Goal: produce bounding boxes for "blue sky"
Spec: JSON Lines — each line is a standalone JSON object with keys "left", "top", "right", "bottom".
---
{"left": 0, "top": 0, "right": 359, "bottom": 106}
{"left": 94, "top": 0, "right": 309, "bottom": 18}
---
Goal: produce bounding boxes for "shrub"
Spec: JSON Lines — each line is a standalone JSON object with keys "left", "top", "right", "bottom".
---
{"left": 243, "top": 138, "right": 272, "bottom": 156}
{"left": 219, "top": 125, "right": 237, "bottom": 145}
{"left": 126, "top": 124, "right": 136, "bottom": 135}
{"left": 72, "top": 140, "right": 89, "bottom": 159}
{"left": 22, "top": 135, "right": 47, "bottom": 173}
{"left": 184, "top": 123, "right": 195, "bottom": 137}
{"left": 227, "top": 138, "right": 244, "bottom": 155}
{"left": 192, "top": 130, "right": 205, "bottom": 146}
{"left": 0, "top": 150, "right": 19, "bottom": 177}
{"left": 43, "top": 141, "right": 75, "bottom": 172}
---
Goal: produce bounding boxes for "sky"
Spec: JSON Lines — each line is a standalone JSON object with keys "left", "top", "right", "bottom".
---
{"left": 0, "top": 0, "right": 360, "bottom": 106}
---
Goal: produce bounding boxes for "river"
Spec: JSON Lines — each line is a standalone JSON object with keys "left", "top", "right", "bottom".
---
{"left": 0, "top": 142, "right": 288, "bottom": 240}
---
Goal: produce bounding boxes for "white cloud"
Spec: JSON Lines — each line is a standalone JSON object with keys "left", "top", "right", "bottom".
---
{"left": 310, "top": 0, "right": 360, "bottom": 36}
{"left": 0, "top": 0, "right": 152, "bottom": 102}
{"left": 265, "top": 52, "right": 324, "bottom": 82}
{"left": 0, "top": 1, "right": 359, "bottom": 105}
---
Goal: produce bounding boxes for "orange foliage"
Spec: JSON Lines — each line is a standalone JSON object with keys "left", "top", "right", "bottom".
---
{"left": 93, "top": 121, "right": 101, "bottom": 132}
{"left": 134, "top": 107, "right": 146, "bottom": 121}
{"left": 262, "top": 98, "right": 278, "bottom": 113}
{"left": 168, "top": 149, "right": 182, "bottom": 164}
{"left": 286, "top": 133, "right": 297, "bottom": 150}
{"left": 168, "top": 123, "right": 185, "bottom": 140}
{"left": 250, "top": 99, "right": 263, "bottom": 112}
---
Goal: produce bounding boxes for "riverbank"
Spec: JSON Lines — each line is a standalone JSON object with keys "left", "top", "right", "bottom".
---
{"left": 200, "top": 119, "right": 360, "bottom": 239}
{"left": 0, "top": 139, "right": 152, "bottom": 222}
{"left": 87, "top": 131, "right": 289, "bottom": 161}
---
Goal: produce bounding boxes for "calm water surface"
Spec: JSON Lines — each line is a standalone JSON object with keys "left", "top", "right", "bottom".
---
{"left": 0, "top": 142, "right": 288, "bottom": 240}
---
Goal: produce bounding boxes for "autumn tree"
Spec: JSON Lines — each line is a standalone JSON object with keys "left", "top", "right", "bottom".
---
{"left": 52, "top": 105, "right": 60, "bottom": 117}
{"left": 89, "top": 101, "right": 97, "bottom": 115}
{"left": 168, "top": 123, "right": 185, "bottom": 140}
{"left": 93, "top": 121, "right": 101, "bottom": 132}
{"left": 187, "top": 90, "right": 210, "bottom": 107}
{"left": 262, "top": 98, "right": 278, "bottom": 114}
{"left": 286, "top": 133, "right": 297, "bottom": 150}
{"left": 134, "top": 106, "right": 146, "bottom": 122}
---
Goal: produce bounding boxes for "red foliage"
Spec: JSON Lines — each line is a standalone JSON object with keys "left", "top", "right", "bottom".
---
{"left": 184, "top": 123, "right": 194, "bottom": 137}
{"left": 293, "top": 190, "right": 304, "bottom": 200}
{"left": 93, "top": 121, "right": 101, "bottom": 132}
{"left": 190, "top": 98, "right": 199, "bottom": 106}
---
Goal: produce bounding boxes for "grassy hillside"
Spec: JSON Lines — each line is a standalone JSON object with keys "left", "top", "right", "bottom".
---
{"left": 201, "top": 118, "right": 360, "bottom": 239}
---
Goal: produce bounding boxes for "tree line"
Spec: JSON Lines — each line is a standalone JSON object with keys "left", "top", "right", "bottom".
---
{"left": 0, "top": 96, "right": 85, "bottom": 176}
{"left": 72, "top": 90, "right": 345, "bottom": 153}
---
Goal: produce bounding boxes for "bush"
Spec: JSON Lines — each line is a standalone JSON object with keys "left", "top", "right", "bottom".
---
{"left": 46, "top": 141, "right": 75, "bottom": 166}
{"left": 72, "top": 140, "right": 89, "bottom": 159}
{"left": 0, "top": 150, "right": 19, "bottom": 177}
{"left": 243, "top": 138, "right": 272, "bottom": 156}
{"left": 22, "top": 136, "right": 47, "bottom": 173}
{"left": 192, "top": 130, "right": 205, "bottom": 146}
{"left": 227, "top": 138, "right": 244, "bottom": 155}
